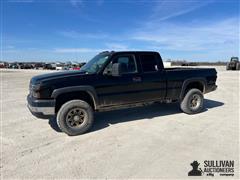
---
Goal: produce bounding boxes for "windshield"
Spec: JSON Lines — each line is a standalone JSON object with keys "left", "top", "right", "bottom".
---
{"left": 80, "top": 54, "right": 109, "bottom": 74}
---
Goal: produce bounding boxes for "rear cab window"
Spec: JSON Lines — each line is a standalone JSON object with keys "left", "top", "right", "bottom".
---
{"left": 139, "top": 54, "right": 159, "bottom": 73}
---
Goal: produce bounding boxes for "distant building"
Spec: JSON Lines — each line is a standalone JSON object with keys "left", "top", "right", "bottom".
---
{"left": 163, "top": 61, "right": 172, "bottom": 67}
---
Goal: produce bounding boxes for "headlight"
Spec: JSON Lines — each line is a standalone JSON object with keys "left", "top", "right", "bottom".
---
{"left": 32, "top": 90, "right": 41, "bottom": 98}
{"left": 32, "top": 84, "right": 41, "bottom": 91}
{"left": 29, "top": 84, "right": 41, "bottom": 98}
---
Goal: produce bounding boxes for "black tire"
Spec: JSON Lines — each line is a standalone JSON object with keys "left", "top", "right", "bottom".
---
{"left": 57, "top": 100, "right": 94, "bottom": 136}
{"left": 180, "top": 88, "right": 204, "bottom": 114}
{"left": 236, "top": 63, "right": 240, "bottom": 70}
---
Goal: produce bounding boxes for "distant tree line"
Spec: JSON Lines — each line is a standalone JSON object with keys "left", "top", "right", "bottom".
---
{"left": 170, "top": 60, "right": 227, "bottom": 66}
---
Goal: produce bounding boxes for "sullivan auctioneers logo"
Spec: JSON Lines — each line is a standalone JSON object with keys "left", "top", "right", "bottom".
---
{"left": 188, "top": 160, "right": 234, "bottom": 177}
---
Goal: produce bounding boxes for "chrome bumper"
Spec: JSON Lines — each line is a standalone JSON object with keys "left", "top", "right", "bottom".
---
{"left": 27, "top": 95, "right": 55, "bottom": 119}
{"left": 27, "top": 104, "right": 55, "bottom": 115}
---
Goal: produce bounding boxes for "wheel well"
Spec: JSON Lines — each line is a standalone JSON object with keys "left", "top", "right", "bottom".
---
{"left": 55, "top": 91, "right": 95, "bottom": 113}
{"left": 183, "top": 81, "right": 204, "bottom": 96}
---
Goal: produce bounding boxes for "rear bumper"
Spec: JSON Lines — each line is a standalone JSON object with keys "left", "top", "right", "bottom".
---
{"left": 205, "top": 84, "right": 217, "bottom": 94}
{"left": 27, "top": 95, "right": 55, "bottom": 119}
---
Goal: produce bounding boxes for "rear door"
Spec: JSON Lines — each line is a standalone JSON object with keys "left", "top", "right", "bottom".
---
{"left": 137, "top": 53, "right": 167, "bottom": 100}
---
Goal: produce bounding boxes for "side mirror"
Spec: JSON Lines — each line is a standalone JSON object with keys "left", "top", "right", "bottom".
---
{"left": 111, "top": 63, "right": 123, "bottom": 77}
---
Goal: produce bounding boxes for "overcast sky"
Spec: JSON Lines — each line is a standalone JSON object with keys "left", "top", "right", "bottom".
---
{"left": 1, "top": 0, "right": 239, "bottom": 62}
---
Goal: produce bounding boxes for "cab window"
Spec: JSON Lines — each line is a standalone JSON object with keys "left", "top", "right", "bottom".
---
{"left": 104, "top": 54, "right": 137, "bottom": 74}
{"left": 139, "top": 54, "right": 158, "bottom": 72}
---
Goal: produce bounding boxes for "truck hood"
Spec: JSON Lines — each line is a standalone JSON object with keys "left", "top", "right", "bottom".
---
{"left": 30, "top": 70, "right": 88, "bottom": 84}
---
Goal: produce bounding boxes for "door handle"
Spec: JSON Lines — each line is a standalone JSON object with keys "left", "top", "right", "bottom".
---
{"left": 133, "top": 77, "right": 142, "bottom": 82}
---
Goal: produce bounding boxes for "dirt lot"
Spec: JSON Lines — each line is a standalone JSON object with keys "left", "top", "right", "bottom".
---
{"left": 1, "top": 67, "right": 239, "bottom": 179}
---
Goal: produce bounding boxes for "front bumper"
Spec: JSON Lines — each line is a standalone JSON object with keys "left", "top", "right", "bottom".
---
{"left": 27, "top": 95, "right": 55, "bottom": 119}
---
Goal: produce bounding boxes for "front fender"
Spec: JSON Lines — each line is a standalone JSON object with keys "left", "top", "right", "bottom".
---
{"left": 51, "top": 86, "right": 99, "bottom": 109}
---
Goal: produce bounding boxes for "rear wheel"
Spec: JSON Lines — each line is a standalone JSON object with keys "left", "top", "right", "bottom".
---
{"left": 180, "top": 88, "right": 204, "bottom": 114}
{"left": 57, "top": 100, "right": 94, "bottom": 136}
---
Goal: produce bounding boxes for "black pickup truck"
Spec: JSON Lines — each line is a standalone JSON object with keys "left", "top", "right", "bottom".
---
{"left": 27, "top": 51, "right": 217, "bottom": 135}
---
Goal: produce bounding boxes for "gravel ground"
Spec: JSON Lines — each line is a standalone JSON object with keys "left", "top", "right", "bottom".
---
{"left": 1, "top": 66, "right": 239, "bottom": 179}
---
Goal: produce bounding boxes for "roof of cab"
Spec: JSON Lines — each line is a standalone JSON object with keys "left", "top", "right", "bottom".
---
{"left": 99, "top": 51, "right": 159, "bottom": 55}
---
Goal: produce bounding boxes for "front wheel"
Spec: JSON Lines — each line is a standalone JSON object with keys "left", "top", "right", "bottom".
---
{"left": 180, "top": 89, "right": 204, "bottom": 114}
{"left": 57, "top": 100, "right": 94, "bottom": 136}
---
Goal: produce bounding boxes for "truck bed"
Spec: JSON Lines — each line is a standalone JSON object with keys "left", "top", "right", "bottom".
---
{"left": 164, "top": 67, "right": 217, "bottom": 100}
{"left": 164, "top": 67, "right": 215, "bottom": 71}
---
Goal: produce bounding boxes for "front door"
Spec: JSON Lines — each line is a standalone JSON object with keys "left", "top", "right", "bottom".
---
{"left": 96, "top": 53, "right": 144, "bottom": 107}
